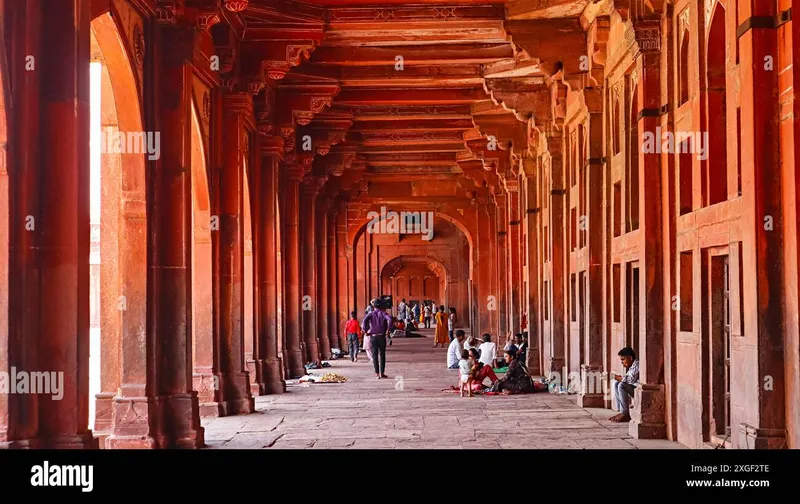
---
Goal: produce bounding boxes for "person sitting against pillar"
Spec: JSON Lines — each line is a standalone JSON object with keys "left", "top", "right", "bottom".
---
{"left": 609, "top": 346, "right": 639, "bottom": 423}
{"left": 363, "top": 298, "right": 392, "bottom": 379}
{"left": 345, "top": 311, "right": 362, "bottom": 363}
{"left": 447, "top": 330, "right": 466, "bottom": 369}
{"left": 467, "top": 348, "right": 498, "bottom": 392}
{"left": 488, "top": 346, "right": 535, "bottom": 395}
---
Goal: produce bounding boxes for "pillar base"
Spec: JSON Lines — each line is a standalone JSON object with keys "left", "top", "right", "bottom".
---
{"left": 548, "top": 356, "right": 564, "bottom": 374}
{"left": 738, "top": 424, "right": 786, "bottom": 449}
{"left": 193, "top": 372, "right": 224, "bottom": 418}
{"left": 93, "top": 391, "right": 115, "bottom": 436}
{"left": 246, "top": 359, "right": 262, "bottom": 396}
{"left": 264, "top": 357, "right": 286, "bottom": 394}
{"left": 3, "top": 433, "right": 99, "bottom": 449}
{"left": 105, "top": 396, "right": 159, "bottom": 449}
{"left": 628, "top": 383, "right": 667, "bottom": 439}
{"left": 156, "top": 392, "right": 205, "bottom": 448}
{"left": 578, "top": 364, "right": 606, "bottom": 407}
{"left": 288, "top": 348, "right": 305, "bottom": 378}
{"left": 219, "top": 372, "right": 255, "bottom": 415}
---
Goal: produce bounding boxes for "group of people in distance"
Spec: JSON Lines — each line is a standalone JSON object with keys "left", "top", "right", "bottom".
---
{"left": 345, "top": 299, "right": 641, "bottom": 422}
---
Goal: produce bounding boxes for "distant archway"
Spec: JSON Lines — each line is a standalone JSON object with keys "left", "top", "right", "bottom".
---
{"left": 88, "top": 12, "right": 147, "bottom": 439}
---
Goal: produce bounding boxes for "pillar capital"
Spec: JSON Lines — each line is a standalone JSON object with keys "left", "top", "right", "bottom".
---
{"left": 260, "top": 135, "right": 285, "bottom": 161}
{"left": 301, "top": 174, "right": 327, "bottom": 195}
{"left": 285, "top": 163, "right": 306, "bottom": 182}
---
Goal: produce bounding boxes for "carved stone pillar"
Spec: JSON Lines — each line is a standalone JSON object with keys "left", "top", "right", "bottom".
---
{"left": 629, "top": 19, "right": 666, "bottom": 439}
{"left": 337, "top": 202, "right": 351, "bottom": 345}
{"left": 545, "top": 132, "right": 566, "bottom": 376}
{"left": 300, "top": 175, "right": 321, "bottom": 363}
{"left": 579, "top": 88, "right": 606, "bottom": 408}
{"left": 735, "top": 1, "right": 787, "bottom": 449}
{"left": 283, "top": 164, "right": 306, "bottom": 377}
{"left": 327, "top": 208, "right": 341, "bottom": 350}
{"left": 495, "top": 192, "right": 508, "bottom": 336}
{"left": 256, "top": 135, "right": 286, "bottom": 394}
{"left": 316, "top": 197, "right": 330, "bottom": 359}
{"left": 214, "top": 92, "right": 255, "bottom": 415}
{"left": 142, "top": 21, "right": 203, "bottom": 448}
{"left": 12, "top": 0, "right": 98, "bottom": 449}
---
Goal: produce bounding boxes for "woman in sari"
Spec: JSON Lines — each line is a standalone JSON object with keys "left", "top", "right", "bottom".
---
{"left": 433, "top": 305, "right": 449, "bottom": 347}
{"left": 490, "top": 346, "right": 535, "bottom": 394}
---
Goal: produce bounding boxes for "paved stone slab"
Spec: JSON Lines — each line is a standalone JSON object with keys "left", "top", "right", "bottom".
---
{"left": 202, "top": 331, "right": 685, "bottom": 449}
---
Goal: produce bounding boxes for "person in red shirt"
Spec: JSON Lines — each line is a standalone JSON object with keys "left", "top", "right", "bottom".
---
{"left": 345, "top": 311, "right": 362, "bottom": 362}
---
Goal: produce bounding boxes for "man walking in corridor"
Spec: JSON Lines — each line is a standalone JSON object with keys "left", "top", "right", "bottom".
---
{"left": 363, "top": 298, "right": 392, "bottom": 379}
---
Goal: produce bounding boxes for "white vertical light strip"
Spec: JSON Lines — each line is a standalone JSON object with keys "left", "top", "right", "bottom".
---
{"left": 90, "top": 62, "right": 101, "bottom": 225}
{"left": 88, "top": 61, "right": 101, "bottom": 431}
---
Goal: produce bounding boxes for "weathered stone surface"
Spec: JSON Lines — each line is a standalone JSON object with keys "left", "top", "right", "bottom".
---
{"left": 203, "top": 335, "right": 683, "bottom": 449}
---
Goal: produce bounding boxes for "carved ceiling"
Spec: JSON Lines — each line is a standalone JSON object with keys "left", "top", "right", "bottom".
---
{"left": 158, "top": 0, "right": 622, "bottom": 226}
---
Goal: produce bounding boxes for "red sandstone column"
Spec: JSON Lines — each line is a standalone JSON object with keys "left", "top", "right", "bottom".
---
{"left": 547, "top": 134, "right": 566, "bottom": 376}
{"left": 629, "top": 22, "right": 666, "bottom": 440}
{"left": 337, "top": 204, "right": 351, "bottom": 345}
{"left": 215, "top": 92, "right": 255, "bottom": 414}
{"left": 283, "top": 164, "right": 306, "bottom": 376}
{"left": 736, "top": 2, "right": 787, "bottom": 448}
{"left": 522, "top": 158, "right": 542, "bottom": 374}
{"left": 327, "top": 209, "right": 341, "bottom": 350}
{"left": 300, "top": 176, "right": 321, "bottom": 363}
{"left": 2, "top": 0, "right": 43, "bottom": 447}
{"left": 507, "top": 181, "right": 522, "bottom": 334}
{"left": 578, "top": 90, "right": 605, "bottom": 408}
{"left": 257, "top": 136, "right": 286, "bottom": 394}
{"left": 150, "top": 23, "right": 203, "bottom": 448}
{"left": 29, "top": 0, "right": 95, "bottom": 448}
{"left": 475, "top": 198, "right": 497, "bottom": 336}
{"left": 495, "top": 192, "right": 508, "bottom": 336}
{"left": 316, "top": 197, "right": 331, "bottom": 358}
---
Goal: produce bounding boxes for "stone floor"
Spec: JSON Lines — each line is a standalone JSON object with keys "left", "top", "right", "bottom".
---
{"left": 202, "top": 329, "right": 685, "bottom": 449}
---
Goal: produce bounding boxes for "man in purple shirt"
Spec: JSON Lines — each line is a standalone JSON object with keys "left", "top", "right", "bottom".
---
{"left": 363, "top": 298, "right": 392, "bottom": 378}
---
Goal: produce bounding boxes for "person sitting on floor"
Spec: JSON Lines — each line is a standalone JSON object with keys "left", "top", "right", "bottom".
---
{"left": 467, "top": 348, "right": 498, "bottom": 392}
{"left": 489, "top": 345, "right": 535, "bottom": 395}
{"left": 458, "top": 349, "right": 474, "bottom": 397}
{"left": 477, "top": 333, "right": 497, "bottom": 368}
{"left": 447, "top": 330, "right": 466, "bottom": 369}
{"left": 610, "top": 346, "right": 639, "bottom": 422}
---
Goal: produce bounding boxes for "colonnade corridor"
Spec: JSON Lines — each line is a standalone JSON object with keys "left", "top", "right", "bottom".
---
{"left": 202, "top": 329, "right": 682, "bottom": 449}
{"left": 1, "top": 0, "right": 800, "bottom": 455}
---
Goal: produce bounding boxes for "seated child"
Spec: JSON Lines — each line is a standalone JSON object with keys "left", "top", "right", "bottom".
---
{"left": 458, "top": 349, "right": 473, "bottom": 397}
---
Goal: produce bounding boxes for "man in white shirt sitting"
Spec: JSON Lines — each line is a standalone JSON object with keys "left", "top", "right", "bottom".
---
{"left": 477, "top": 333, "right": 498, "bottom": 368}
{"left": 610, "top": 346, "right": 640, "bottom": 422}
{"left": 447, "top": 330, "right": 466, "bottom": 369}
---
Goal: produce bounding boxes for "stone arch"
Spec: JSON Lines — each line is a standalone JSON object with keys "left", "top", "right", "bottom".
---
{"left": 379, "top": 254, "right": 453, "bottom": 317}
{"left": 705, "top": 0, "right": 727, "bottom": 205}
{"left": 88, "top": 12, "right": 148, "bottom": 440}
{"left": 349, "top": 206, "right": 476, "bottom": 281}
{"left": 190, "top": 98, "right": 217, "bottom": 415}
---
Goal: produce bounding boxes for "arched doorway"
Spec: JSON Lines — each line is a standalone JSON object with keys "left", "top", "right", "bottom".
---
{"left": 88, "top": 12, "right": 148, "bottom": 442}
{"left": 190, "top": 100, "right": 218, "bottom": 416}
